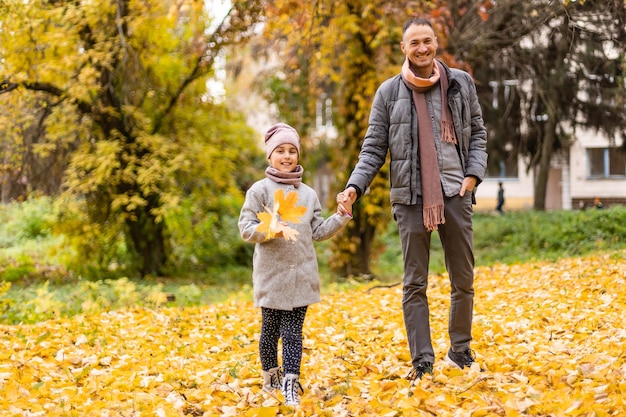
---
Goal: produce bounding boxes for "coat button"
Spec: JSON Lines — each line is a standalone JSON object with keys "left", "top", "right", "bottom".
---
{"left": 289, "top": 265, "right": 295, "bottom": 270}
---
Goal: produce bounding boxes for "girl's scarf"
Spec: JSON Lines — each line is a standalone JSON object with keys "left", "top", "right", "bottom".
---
{"left": 401, "top": 59, "right": 457, "bottom": 231}
{"left": 265, "top": 165, "right": 304, "bottom": 187}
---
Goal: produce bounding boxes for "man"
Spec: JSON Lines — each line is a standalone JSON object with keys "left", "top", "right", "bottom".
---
{"left": 497, "top": 182, "right": 505, "bottom": 214}
{"left": 338, "top": 18, "right": 487, "bottom": 380}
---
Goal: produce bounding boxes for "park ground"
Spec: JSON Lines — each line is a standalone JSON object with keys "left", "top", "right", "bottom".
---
{"left": 1, "top": 252, "right": 625, "bottom": 416}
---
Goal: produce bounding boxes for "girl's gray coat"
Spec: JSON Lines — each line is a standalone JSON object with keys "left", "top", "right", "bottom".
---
{"left": 239, "top": 178, "right": 351, "bottom": 310}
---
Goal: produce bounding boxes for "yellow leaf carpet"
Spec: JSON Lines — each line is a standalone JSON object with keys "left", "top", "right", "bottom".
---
{"left": 1, "top": 253, "right": 625, "bottom": 416}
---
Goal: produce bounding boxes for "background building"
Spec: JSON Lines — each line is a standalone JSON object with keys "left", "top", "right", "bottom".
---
{"left": 476, "top": 129, "right": 625, "bottom": 212}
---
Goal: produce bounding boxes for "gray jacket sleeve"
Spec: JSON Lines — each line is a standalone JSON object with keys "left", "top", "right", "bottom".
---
{"left": 346, "top": 84, "right": 391, "bottom": 195}
{"left": 238, "top": 185, "right": 268, "bottom": 243}
{"left": 309, "top": 197, "right": 352, "bottom": 242}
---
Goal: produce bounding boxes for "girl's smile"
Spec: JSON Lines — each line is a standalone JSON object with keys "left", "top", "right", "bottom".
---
{"left": 269, "top": 144, "right": 299, "bottom": 172}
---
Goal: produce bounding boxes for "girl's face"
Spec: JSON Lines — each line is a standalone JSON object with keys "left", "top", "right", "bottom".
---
{"left": 269, "top": 144, "right": 299, "bottom": 172}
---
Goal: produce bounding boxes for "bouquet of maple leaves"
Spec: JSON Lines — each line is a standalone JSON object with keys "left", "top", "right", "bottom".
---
{"left": 256, "top": 189, "right": 307, "bottom": 241}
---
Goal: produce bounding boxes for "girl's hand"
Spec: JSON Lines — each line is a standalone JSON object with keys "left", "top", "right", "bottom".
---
{"left": 274, "top": 221, "right": 300, "bottom": 241}
{"left": 336, "top": 191, "right": 353, "bottom": 217}
{"left": 273, "top": 221, "right": 288, "bottom": 238}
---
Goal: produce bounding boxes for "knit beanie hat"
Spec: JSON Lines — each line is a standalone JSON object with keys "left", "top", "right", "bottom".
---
{"left": 264, "top": 123, "right": 300, "bottom": 158}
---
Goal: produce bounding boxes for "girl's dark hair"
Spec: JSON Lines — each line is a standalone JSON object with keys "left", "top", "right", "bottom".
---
{"left": 402, "top": 18, "right": 433, "bottom": 35}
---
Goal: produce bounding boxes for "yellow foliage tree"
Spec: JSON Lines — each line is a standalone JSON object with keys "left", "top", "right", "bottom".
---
{"left": 0, "top": 0, "right": 263, "bottom": 275}
{"left": 259, "top": 0, "right": 512, "bottom": 276}
{"left": 260, "top": 1, "right": 446, "bottom": 275}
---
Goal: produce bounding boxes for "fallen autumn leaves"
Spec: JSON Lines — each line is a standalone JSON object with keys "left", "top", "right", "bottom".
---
{"left": 1, "top": 253, "right": 625, "bottom": 416}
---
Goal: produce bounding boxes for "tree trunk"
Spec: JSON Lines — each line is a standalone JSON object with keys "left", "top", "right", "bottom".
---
{"left": 347, "top": 209, "right": 375, "bottom": 276}
{"left": 533, "top": 118, "right": 557, "bottom": 210}
{"left": 125, "top": 197, "right": 168, "bottom": 276}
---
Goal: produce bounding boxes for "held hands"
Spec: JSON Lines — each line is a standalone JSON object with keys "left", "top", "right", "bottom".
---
{"left": 336, "top": 187, "right": 357, "bottom": 217}
{"left": 335, "top": 178, "right": 474, "bottom": 216}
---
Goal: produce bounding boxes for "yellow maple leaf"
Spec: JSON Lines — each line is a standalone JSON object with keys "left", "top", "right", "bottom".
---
{"left": 256, "top": 189, "right": 306, "bottom": 240}
{"left": 274, "top": 189, "right": 307, "bottom": 223}
{"left": 274, "top": 221, "right": 300, "bottom": 242}
{"left": 256, "top": 210, "right": 277, "bottom": 240}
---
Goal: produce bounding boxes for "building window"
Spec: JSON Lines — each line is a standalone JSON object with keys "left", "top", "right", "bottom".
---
{"left": 587, "top": 147, "right": 626, "bottom": 178}
{"left": 486, "top": 156, "right": 518, "bottom": 179}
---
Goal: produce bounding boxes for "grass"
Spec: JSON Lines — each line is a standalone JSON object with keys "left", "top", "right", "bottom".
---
{"left": 374, "top": 205, "right": 626, "bottom": 278}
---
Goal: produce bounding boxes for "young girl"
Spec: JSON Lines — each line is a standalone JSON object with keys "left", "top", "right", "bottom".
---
{"left": 238, "top": 123, "right": 352, "bottom": 406}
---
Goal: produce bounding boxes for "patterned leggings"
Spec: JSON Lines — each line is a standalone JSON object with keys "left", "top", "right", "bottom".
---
{"left": 259, "top": 306, "right": 308, "bottom": 375}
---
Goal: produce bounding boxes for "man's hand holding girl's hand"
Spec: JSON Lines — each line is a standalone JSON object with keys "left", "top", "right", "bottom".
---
{"left": 336, "top": 190, "right": 354, "bottom": 217}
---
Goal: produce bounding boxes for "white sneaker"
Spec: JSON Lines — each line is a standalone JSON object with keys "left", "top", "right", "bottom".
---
{"left": 282, "top": 373, "right": 303, "bottom": 406}
{"left": 262, "top": 366, "right": 283, "bottom": 392}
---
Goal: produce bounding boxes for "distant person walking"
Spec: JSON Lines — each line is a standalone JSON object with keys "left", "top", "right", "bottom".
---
{"left": 497, "top": 182, "right": 505, "bottom": 214}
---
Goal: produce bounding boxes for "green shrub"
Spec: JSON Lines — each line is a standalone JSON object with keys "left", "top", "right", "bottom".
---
{"left": 173, "top": 283, "right": 204, "bottom": 306}
{"left": 375, "top": 205, "right": 626, "bottom": 278}
{"left": 0, "top": 196, "right": 54, "bottom": 246}
{"left": 52, "top": 198, "right": 136, "bottom": 280}
{"left": 473, "top": 205, "right": 626, "bottom": 264}
{"left": 0, "top": 281, "right": 13, "bottom": 319}
{"left": 1, "top": 264, "right": 37, "bottom": 283}
{"left": 165, "top": 194, "right": 253, "bottom": 274}
{"left": 1, "top": 277, "right": 171, "bottom": 324}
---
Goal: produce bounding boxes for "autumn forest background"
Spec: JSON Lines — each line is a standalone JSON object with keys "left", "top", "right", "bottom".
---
{"left": 1, "top": 0, "right": 626, "bottom": 415}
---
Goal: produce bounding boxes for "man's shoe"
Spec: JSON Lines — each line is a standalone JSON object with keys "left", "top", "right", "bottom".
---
{"left": 444, "top": 348, "right": 480, "bottom": 370}
{"left": 406, "top": 361, "right": 433, "bottom": 381}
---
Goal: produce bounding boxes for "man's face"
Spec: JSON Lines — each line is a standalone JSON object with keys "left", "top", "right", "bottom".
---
{"left": 400, "top": 23, "right": 438, "bottom": 78}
